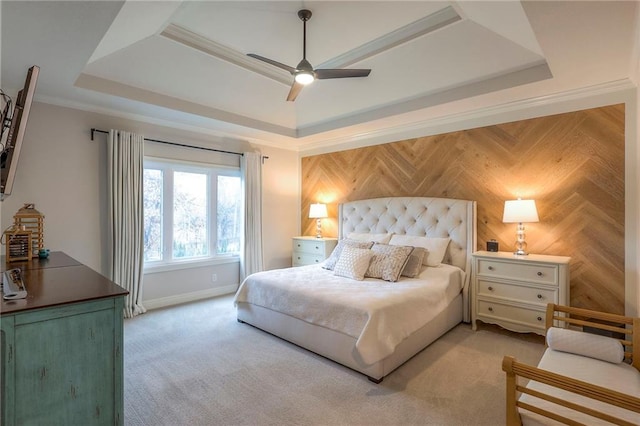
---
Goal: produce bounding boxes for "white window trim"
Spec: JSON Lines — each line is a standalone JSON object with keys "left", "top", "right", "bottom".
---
{"left": 143, "top": 157, "right": 241, "bottom": 271}
{"left": 144, "top": 254, "right": 240, "bottom": 275}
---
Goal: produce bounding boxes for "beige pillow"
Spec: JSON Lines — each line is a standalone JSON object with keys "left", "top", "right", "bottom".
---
{"left": 389, "top": 235, "right": 451, "bottom": 267}
{"left": 322, "top": 239, "right": 374, "bottom": 271}
{"left": 366, "top": 243, "right": 413, "bottom": 282}
{"left": 401, "top": 247, "right": 427, "bottom": 278}
{"left": 334, "top": 246, "right": 374, "bottom": 281}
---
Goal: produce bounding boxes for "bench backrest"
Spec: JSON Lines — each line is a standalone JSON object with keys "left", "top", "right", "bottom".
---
{"left": 545, "top": 303, "right": 639, "bottom": 371}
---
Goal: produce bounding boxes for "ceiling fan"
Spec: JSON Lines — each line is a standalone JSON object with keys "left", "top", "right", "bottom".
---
{"left": 247, "top": 9, "right": 371, "bottom": 102}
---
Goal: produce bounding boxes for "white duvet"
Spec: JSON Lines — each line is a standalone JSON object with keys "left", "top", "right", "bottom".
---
{"left": 234, "top": 264, "right": 464, "bottom": 365}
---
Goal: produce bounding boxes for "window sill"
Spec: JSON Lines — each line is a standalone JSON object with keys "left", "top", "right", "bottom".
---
{"left": 144, "top": 255, "right": 240, "bottom": 275}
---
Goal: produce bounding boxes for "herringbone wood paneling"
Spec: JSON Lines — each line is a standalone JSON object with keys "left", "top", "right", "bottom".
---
{"left": 301, "top": 105, "right": 625, "bottom": 314}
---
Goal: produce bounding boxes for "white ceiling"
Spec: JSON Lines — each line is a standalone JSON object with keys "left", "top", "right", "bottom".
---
{"left": 2, "top": 1, "right": 638, "bottom": 152}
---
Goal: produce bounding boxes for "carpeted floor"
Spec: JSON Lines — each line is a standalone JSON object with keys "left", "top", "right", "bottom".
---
{"left": 124, "top": 295, "right": 545, "bottom": 426}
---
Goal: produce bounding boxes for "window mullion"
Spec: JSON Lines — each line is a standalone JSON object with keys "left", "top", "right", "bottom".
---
{"left": 164, "top": 167, "right": 174, "bottom": 261}
{"left": 210, "top": 172, "right": 218, "bottom": 256}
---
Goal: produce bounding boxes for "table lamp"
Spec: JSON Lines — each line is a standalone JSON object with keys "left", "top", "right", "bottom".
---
{"left": 308, "top": 203, "right": 328, "bottom": 239}
{"left": 503, "top": 199, "right": 539, "bottom": 255}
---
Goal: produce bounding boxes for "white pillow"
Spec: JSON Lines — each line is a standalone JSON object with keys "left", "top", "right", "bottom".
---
{"left": 546, "top": 327, "right": 624, "bottom": 364}
{"left": 333, "top": 246, "right": 374, "bottom": 281}
{"left": 389, "top": 235, "right": 451, "bottom": 267}
{"left": 347, "top": 232, "right": 393, "bottom": 244}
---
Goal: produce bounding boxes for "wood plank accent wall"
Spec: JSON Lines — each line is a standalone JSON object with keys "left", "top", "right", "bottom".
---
{"left": 301, "top": 104, "right": 625, "bottom": 314}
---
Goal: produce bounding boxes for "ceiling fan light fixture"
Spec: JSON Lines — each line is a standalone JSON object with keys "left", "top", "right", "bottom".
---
{"left": 295, "top": 71, "right": 315, "bottom": 85}
{"left": 247, "top": 8, "right": 371, "bottom": 101}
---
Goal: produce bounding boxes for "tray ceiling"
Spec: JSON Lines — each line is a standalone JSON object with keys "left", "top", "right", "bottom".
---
{"left": 1, "top": 1, "right": 637, "bottom": 150}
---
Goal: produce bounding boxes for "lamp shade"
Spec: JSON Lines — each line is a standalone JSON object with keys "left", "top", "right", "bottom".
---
{"left": 309, "top": 203, "right": 328, "bottom": 219}
{"left": 503, "top": 199, "right": 539, "bottom": 223}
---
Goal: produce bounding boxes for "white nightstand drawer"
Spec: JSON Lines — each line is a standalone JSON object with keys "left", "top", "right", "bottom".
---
{"left": 292, "top": 253, "right": 325, "bottom": 266}
{"left": 477, "top": 259, "right": 558, "bottom": 285}
{"left": 477, "top": 279, "right": 556, "bottom": 305}
{"left": 293, "top": 239, "right": 328, "bottom": 255}
{"left": 291, "top": 237, "right": 337, "bottom": 267}
{"left": 477, "top": 300, "right": 546, "bottom": 328}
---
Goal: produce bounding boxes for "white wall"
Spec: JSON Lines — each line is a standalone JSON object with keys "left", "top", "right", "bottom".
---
{"left": 1, "top": 102, "right": 299, "bottom": 308}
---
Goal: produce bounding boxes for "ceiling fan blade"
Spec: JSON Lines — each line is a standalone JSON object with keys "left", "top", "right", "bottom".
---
{"left": 315, "top": 68, "right": 371, "bottom": 80}
{"left": 286, "top": 81, "right": 304, "bottom": 102}
{"left": 247, "top": 54, "right": 296, "bottom": 74}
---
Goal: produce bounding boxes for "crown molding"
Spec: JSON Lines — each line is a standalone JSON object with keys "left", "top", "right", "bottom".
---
{"left": 318, "top": 6, "right": 461, "bottom": 69}
{"left": 160, "top": 24, "right": 292, "bottom": 86}
{"left": 298, "top": 78, "right": 636, "bottom": 156}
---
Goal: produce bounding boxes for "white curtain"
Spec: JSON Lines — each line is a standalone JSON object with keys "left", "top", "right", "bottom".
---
{"left": 107, "top": 129, "right": 146, "bottom": 318}
{"left": 240, "top": 151, "right": 263, "bottom": 280}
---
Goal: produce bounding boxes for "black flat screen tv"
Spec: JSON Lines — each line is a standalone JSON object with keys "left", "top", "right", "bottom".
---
{"left": 0, "top": 65, "right": 39, "bottom": 199}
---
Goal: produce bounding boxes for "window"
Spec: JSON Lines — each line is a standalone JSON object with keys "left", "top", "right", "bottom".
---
{"left": 143, "top": 158, "right": 241, "bottom": 268}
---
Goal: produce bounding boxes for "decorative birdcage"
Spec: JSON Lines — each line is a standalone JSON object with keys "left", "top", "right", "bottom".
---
{"left": 13, "top": 203, "right": 44, "bottom": 258}
{"left": 4, "top": 228, "right": 32, "bottom": 262}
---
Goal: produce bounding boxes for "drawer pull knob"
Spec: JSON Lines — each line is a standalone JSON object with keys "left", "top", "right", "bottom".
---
{"left": 297, "top": 257, "right": 301, "bottom": 260}
{"left": 315, "top": 246, "right": 319, "bottom": 249}
{"left": 315, "top": 259, "right": 319, "bottom": 263}
{"left": 488, "top": 266, "right": 494, "bottom": 271}
{"left": 537, "top": 294, "right": 543, "bottom": 299}
{"left": 537, "top": 271, "right": 543, "bottom": 277}
{"left": 537, "top": 316, "right": 543, "bottom": 322}
{"left": 488, "top": 286, "right": 494, "bottom": 291}
{"left": 488, "top": 307, "right": 494, "bottom": 312}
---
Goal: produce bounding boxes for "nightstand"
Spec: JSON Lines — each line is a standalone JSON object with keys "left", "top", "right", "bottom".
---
{"left": 471, "top": 251, "right": 570, "bottom": 335}
{"left": 292, "top": 236, "right": 338, "bottom": 266}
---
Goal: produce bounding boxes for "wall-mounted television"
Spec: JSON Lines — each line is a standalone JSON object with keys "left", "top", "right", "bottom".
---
{"left": 0, "top": 65, "right": 40, "bottom": 199}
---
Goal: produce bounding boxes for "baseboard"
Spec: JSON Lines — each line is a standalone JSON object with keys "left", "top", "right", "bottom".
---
{"left": 143, "top": 284, "right": 238, "bottom": 310}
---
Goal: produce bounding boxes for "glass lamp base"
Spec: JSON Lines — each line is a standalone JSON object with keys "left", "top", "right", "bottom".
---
{"left": 514, "top": 223, "right": 528, "bottom": 255}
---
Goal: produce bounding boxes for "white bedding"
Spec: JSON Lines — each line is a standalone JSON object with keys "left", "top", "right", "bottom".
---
{"left": 234, "top": 263, "right": 464, "bottom": 365}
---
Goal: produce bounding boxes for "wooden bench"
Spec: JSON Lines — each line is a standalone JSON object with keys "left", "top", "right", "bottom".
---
{"left": 502, "top": 303, "right": 640, "bottom": 425}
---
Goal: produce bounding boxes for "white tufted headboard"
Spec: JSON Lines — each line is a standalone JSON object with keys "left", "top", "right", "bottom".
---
{"left": 339, "top": 197, "right": 477, "bottom": 321}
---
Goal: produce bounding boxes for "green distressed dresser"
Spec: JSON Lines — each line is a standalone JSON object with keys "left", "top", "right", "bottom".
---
{"left": 1, "top": 252, "right": 128, "bottom": 425}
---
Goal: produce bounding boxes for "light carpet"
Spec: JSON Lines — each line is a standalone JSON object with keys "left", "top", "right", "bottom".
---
{"left": 124, "top": 295, "right": 545, "bottom": 425}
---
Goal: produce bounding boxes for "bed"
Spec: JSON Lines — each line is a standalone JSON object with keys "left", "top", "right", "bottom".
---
{"left": 235, "top": 196, "right": 477, "bottom": 382}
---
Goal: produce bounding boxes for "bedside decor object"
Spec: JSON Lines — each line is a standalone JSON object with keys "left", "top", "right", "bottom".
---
{"left": 13, "top": 203, "right": 44, "bottom": 257}
{"left": 309, "top": 203, "right": 328, "bottom": 238}
{"left": 4, "top": 227, "right": 32, "bottom": 262}
{"left": 486, "top": 239, "right": 499, "bottom": 252}
{"left": 502, "top": 199, "right": 538, "bottom": 255}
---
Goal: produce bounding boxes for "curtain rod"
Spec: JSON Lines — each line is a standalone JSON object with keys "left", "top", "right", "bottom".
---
{"left": 90, "top": 128, "right": 249, "bottom": 158}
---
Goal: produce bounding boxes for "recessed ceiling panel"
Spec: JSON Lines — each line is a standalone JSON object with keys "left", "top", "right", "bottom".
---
{"left": 82, "top": 35, "right": 298, "bottom": 129}
{"left": 1, "top": 1, "right": 636, "bottom": 149}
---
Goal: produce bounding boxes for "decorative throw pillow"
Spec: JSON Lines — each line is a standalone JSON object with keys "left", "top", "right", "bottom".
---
{"left": 322, "top": 239, "right": 374, "bottom": 271}
{"left": 333, "top": 246, "right": 374, "bottom": 281}
{"left": 347, "top": 232, "right": 393, "bottom": 244}
{"left": 389, "top": 235, "right": 451, "bottom": 267}
{"left": 365, "top": 243, "right": 413, "bottom": 282}
{"left": 401, "top": 247, "right": 427, "bottom": 278}
{"left": 546, "top": 327, "right": 624, "bottom": 364}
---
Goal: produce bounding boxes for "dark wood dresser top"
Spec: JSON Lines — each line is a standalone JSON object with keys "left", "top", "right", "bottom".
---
{"left": 1, "top": 252, "right": 128, "bottom": 315}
